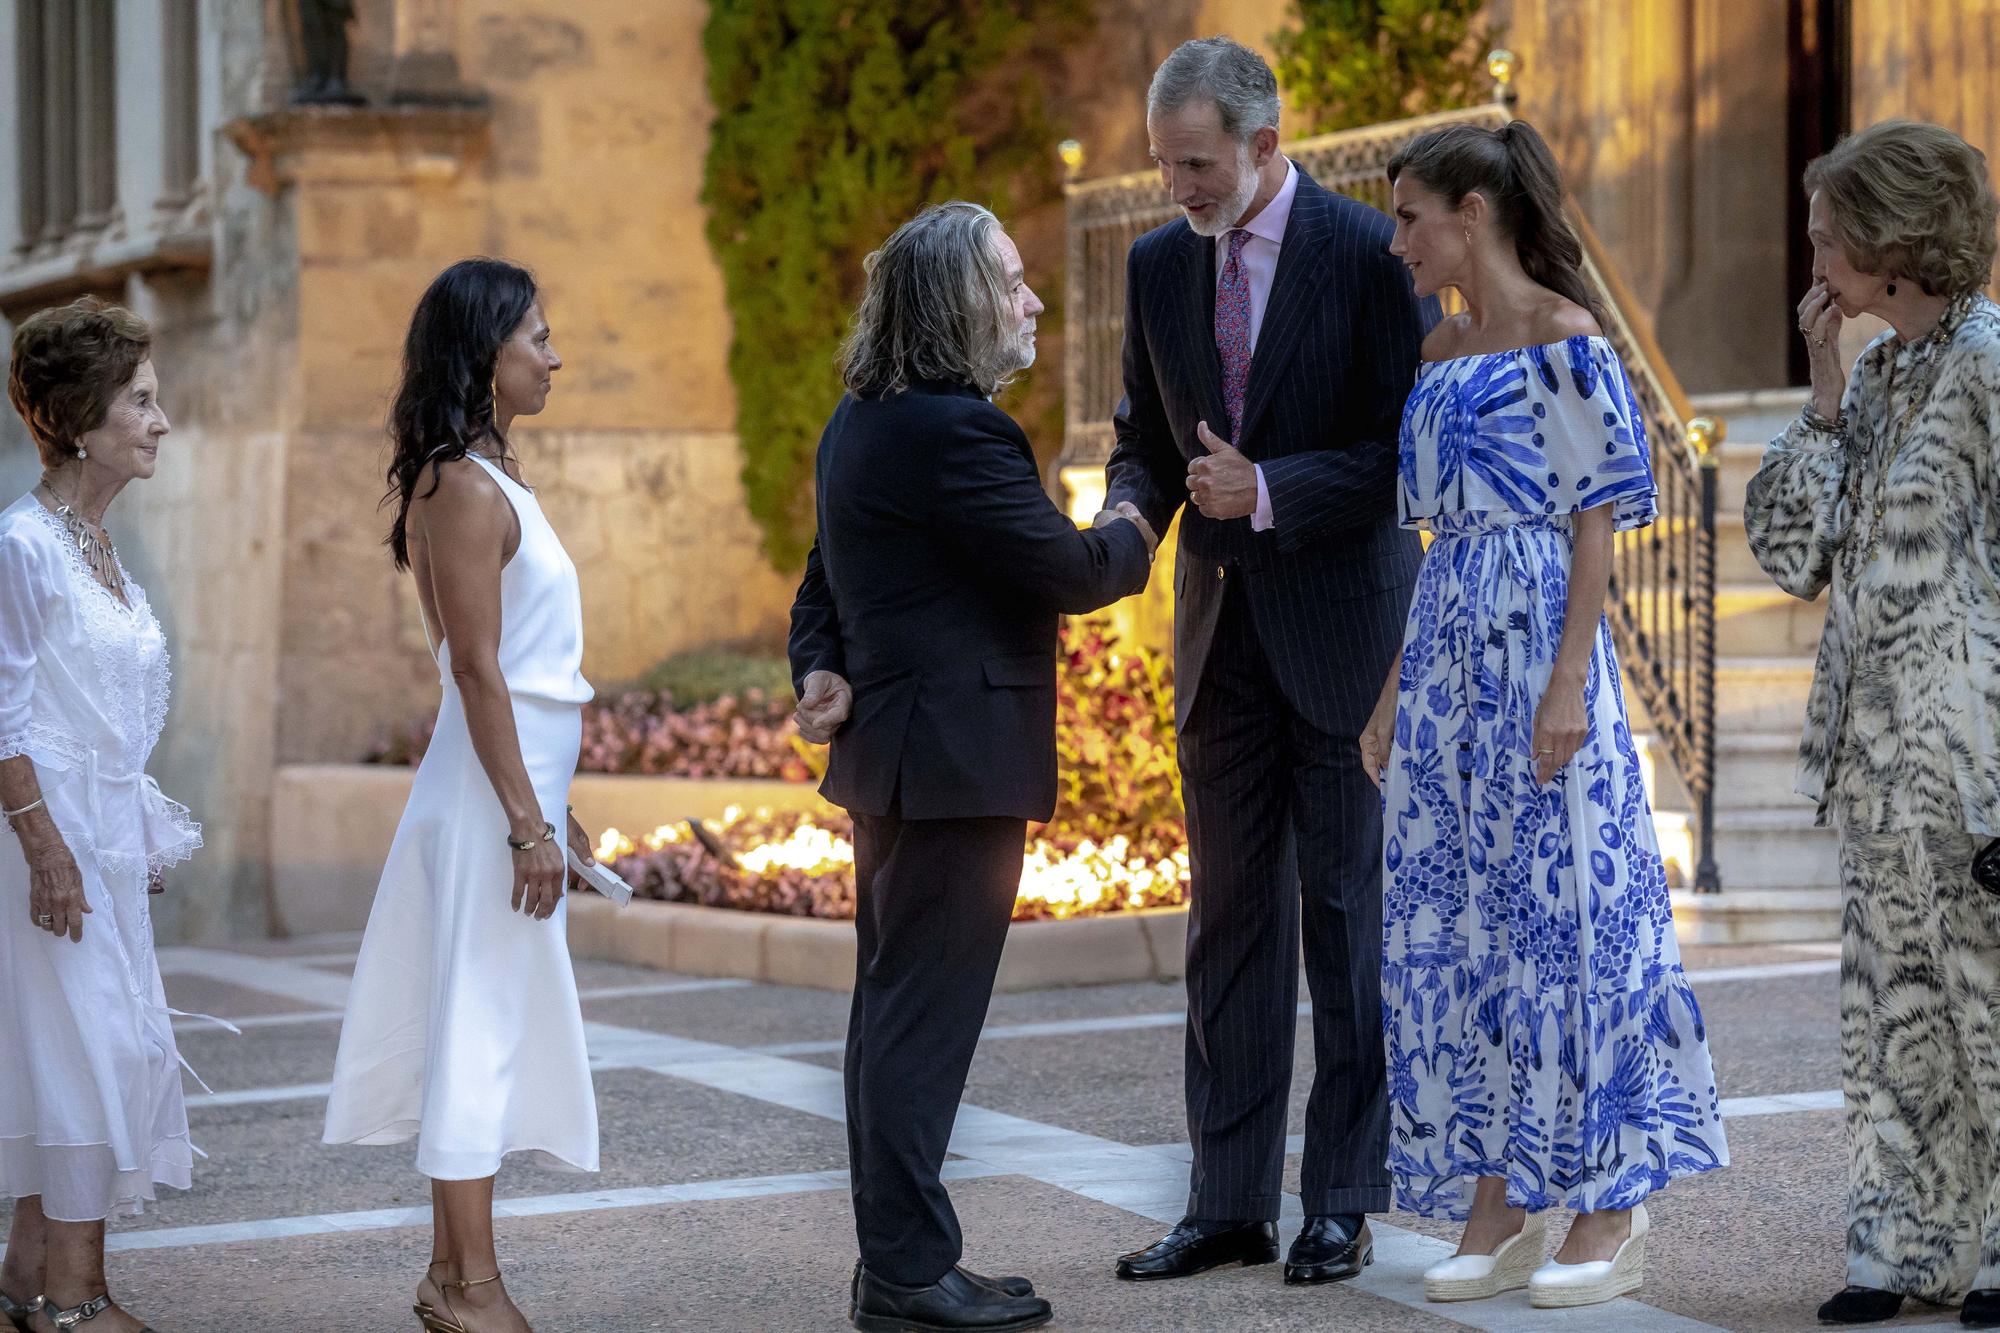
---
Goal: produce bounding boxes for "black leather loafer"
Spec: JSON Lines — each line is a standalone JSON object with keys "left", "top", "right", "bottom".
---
{"left": 1114, "top": 1218, "right": 1279, "bottom": 1281}
{"left": 1284, "top": 1215, "right": 1373, "bottom": 1285}
{"left": 852, "top": 1265, "right": 1052, "bottom": 1332}
{"left": 1817, "top": 1286, "right": 1905, "bottom": 1324}
{"left": 1965, "top": 1289, "right": 2000, "bottom": 1327}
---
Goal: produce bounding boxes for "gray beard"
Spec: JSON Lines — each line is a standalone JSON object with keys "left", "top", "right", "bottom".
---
{"left": 1186, "top": 157, "right": 1260, "bottom": 238}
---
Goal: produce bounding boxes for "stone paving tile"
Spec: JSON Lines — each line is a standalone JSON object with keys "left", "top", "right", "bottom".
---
{"left": 45, "top": 942, "right": 1895, "bottom": 1330}
{"left": 137, "top": 1070, "right": 850, "bottom": 1233}
{"left": 150, "top": 973, "right": 329, "bottom": 1020}
{"left": 1697, "top": 974, "right": 1840, "bottom": 1100}
{"left": 104, "top": 1176, "right": 1483, "bottom": 1332}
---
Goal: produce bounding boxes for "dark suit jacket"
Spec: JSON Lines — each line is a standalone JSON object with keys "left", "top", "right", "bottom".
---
{"left": 1107, "top": 170, "right": 1440, "bottom": 735}
{"left": 788, "top": 380, "right": 1152, "bottom": 821}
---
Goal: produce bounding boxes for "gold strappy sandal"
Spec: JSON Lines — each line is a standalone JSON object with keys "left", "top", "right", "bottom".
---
{"left": 419, "top": 1273, "right": 499, "bottom": 1333}
{"left": 413, "top": 1260, "right": 452, "bottom": 1325}
{"left": 0, "top": 1288, "right": 43, "bottom": 1333}
{"left": 41, "top": 1293, "right": 156, "bottom": 1332}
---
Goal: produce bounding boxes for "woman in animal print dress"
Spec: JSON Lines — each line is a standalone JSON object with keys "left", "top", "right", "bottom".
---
{"left": 1745, "top": 119, "right": 2000, "bottom": 1329}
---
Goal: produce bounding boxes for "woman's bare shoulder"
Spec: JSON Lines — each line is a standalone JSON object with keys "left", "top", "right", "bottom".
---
{"left": 1531, "top": 299, "right": 1603, "bottom": 344}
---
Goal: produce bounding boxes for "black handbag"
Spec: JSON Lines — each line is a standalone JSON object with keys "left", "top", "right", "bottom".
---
{"left": 1975, "top": 839, "right": 2000, "bottom": 893}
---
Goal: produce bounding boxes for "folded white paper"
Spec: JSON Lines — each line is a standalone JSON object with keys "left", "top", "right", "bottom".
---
{"left": 567, "top": 846, "right": 633, "bottom": 907}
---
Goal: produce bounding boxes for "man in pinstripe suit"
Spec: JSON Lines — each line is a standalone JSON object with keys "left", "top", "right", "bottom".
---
{"left": 1103, "top": 37, "right": 1438, "bottom": 1286}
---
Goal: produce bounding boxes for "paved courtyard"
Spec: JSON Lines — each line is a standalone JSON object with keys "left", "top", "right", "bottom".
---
{"left": 9, "top": 927, "right": 1956, "bottom": 1330}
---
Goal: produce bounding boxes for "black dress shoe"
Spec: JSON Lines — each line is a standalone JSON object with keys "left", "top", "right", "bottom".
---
{"left": 1284, "top": 1214, "right": 1373, "bottom": 1285}
{"left": 852, "top": 1265, "right": 1052, "bottom": 1332}
{"left": 958, "top": 1267, "right": 1034, "bottom": 1298}
{"left": 1817, "top": 1286, "right": 1905, "bottom": 1324}
{"left": 1965, "top": 1289, "right": 2000, "bottom": 1328}
{"left": 851, "top": 1263, "right": 1032, "bottom": 1306}
{"left": 1114, "top": 1218, "right": 1280, "bottom": 1281}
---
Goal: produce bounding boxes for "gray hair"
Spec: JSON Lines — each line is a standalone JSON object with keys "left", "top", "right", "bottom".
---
{"left": 840, "top": 202, "right": 1018, "bottom": 399}
{"left": 1148, "top": 36, "right": 1280, "bottom": 142}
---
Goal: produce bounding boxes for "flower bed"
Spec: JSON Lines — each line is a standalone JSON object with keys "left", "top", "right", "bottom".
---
{"left": 371, "top": 621, "right": 1190, "bottom": 921}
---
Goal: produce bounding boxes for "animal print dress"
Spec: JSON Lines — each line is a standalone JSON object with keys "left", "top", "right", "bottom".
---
{"left": 1745, "top": 291, "right": 2000, "bottom": 1299}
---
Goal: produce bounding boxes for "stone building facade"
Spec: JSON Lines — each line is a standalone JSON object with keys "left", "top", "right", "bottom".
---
{"left": 0, "top": 1, "right": 790, "bottom": 941}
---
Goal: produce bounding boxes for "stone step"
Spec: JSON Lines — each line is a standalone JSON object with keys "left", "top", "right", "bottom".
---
{"left": 1671, "top": 888, "right": 1840, "bottom": 945}
{"left": 1714, "top": 732, "right": 1807, "bottom": 808}
{"left": 1714, "top": 439, "right": 1773, "bottom": 516}
{"left": 1623, "top": 582, "right": 1827, "bottom": 657}
{"left": 1715, "top": 656, "right": 1816, "bottom": 731}
{"left": 1713, "top": 509, "right": 1774, "bottom": 586}
{"left": 1709, "top": 806, "right": 1840, "bottom": 890}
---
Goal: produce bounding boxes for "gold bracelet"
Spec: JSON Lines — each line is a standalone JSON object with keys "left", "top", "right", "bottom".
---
{"left": 506, "top": 821, "right": 556, "bottom": 853}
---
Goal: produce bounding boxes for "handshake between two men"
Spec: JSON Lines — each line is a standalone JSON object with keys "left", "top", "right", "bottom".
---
{"left": 791, "top": 496, "right": 1159, "bottom": 746}
{"left": 792, "top": 419, "right": 1251, "bottom": 746}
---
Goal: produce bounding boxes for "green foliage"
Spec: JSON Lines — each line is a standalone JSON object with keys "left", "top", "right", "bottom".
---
{"left": 702, "top": 0, "right": 1093, "bottom": 572}
{"left": 636, "top": 647, "right": 795, "bottom": 707}
{"left": 1272, "top": 0, "right": 1499, "bottom": 134}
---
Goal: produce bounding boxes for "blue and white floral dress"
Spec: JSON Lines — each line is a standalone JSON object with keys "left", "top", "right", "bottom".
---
{"left": 1381, "top": 335, "right": 1728, "bottom": 1220}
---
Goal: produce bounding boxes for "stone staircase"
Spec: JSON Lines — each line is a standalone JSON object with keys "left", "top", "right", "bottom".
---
{"left": 1656, "top": 388, "right": 1842, "bottom": 942}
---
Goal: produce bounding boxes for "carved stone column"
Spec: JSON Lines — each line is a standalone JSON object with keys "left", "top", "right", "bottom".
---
{"left": 38, "top": 0, "right": 77, "bottom": 246}
{"left": 74, "top": 0, "right": 119, "bottom": 232}
{"left": 159, "top": 0, "right": 203, "bottom": 209}
{"left": 14, "top": 0, "right": 46, "bottom": 252}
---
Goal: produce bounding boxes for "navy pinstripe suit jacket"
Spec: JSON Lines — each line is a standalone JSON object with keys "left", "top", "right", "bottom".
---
{"left": 1107, "top": 170, "right": 1440, "bottom": 735}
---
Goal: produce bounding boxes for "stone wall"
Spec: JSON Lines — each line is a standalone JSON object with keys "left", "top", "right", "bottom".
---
{"left": 257, "top": 0, "right": 789, "bottom": 768}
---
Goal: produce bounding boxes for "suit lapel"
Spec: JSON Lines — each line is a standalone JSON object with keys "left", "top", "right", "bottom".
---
{"left": 1235, "top": 174, "right": 1338, "bottom": 451}
{"left": 1175, "top": 226, "right": 1230, "bottom": 445}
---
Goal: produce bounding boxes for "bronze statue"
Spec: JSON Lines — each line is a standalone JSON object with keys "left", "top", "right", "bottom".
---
{"left": 290, "top": 0, "right": 364, "bottom": 105}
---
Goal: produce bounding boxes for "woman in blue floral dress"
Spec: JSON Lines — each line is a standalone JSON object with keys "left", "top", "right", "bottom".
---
{"left": 1360, "top": 122, "right": 1728, "bottom": 1310}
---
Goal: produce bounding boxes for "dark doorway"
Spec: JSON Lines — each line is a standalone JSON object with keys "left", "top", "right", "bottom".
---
{"left": 1786, "top": 0, "right": 1851, "bottom": 385}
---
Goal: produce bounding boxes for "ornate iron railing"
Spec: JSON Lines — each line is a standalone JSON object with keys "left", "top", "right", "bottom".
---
{"left": 1058, "top": 66, "right": 1722, "bottom": 891}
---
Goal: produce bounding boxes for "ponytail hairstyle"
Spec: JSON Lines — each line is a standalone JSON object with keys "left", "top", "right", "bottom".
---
{"left": 1387, "top": 120, "right": 1606, "bottom": 329}
{"left": 383, "top": 258, "right": 539, "bottom": 570}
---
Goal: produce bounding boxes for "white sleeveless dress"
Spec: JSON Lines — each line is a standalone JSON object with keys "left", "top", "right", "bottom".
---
{"left": 322, "top": 455, "right": 598, "bottom": 1179}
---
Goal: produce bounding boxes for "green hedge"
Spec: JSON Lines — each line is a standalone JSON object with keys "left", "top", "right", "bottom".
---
{"left": 1273, "top": 0, "right": 1497, "bottom": 133}
{"left": 702, "top": 0, "right": 1092, "bottom": 573}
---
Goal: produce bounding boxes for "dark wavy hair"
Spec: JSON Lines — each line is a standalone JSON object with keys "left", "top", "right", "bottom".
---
{"left": 7, "top": 296, "right": 153, "bottom": 469}
{"left": 1388, "top": 120, "right": 1606, "bottom": 329}
{"left": 383, "top": 258, "right": 538, "bottom": 570}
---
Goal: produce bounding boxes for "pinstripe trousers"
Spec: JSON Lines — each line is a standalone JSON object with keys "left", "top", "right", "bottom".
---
{"left": 1178, "top": 575, "right": 1400, "bottom": 1221}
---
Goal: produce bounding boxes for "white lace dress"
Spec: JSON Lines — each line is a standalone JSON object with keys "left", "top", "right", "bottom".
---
{"left": 0, "top": 493, "right": 205, "bottom": 1221}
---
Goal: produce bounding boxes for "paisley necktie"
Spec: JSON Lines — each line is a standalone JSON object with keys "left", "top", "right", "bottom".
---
{"left": 1215, "top": 228, "right": 1253, "bottom": 439}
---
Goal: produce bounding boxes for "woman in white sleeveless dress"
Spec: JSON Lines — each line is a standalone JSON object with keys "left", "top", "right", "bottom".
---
{"left": 323, "top": 260, "right": 600, "bottom": 1333}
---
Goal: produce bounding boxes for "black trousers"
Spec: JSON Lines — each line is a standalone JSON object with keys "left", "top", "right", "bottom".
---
{"left": 846, "top": 808, "right": 1027, "bottom": 1286}
{"left": 1178, "top": 579, "right": 1395, "bottom": 1221}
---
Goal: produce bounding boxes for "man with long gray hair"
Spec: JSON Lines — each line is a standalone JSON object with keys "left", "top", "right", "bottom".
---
{"left": 789, "top": 200, "right": 1155, "bottom": 1332}
{"left": 1102, "top": 37, "right": 1437, "bottom": 1286}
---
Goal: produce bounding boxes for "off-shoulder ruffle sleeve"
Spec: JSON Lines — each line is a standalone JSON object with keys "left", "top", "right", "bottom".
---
{"left": 1524, "top": 338, "right": 1658, "bottom": 532}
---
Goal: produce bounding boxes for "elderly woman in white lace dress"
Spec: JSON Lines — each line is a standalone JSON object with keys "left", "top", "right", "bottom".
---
{"left": 0, "top": 299, "right": 204, "bottom": 1333}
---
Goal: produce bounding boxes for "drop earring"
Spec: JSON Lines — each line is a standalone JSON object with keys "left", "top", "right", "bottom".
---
{"left": 76, "top": 446, "right": 87, "bottom": 460}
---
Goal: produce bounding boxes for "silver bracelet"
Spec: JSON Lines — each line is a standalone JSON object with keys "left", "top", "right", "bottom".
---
{"left": 3, "top": 796, "right": 46, "bottom": 822}
{"left": 1802, "top": 405, "right": 1848, "bottom": 435}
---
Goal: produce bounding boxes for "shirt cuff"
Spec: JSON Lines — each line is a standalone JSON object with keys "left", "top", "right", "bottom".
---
{"left": 1250, "top": 464, "right": 1275, "bottom": 531}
